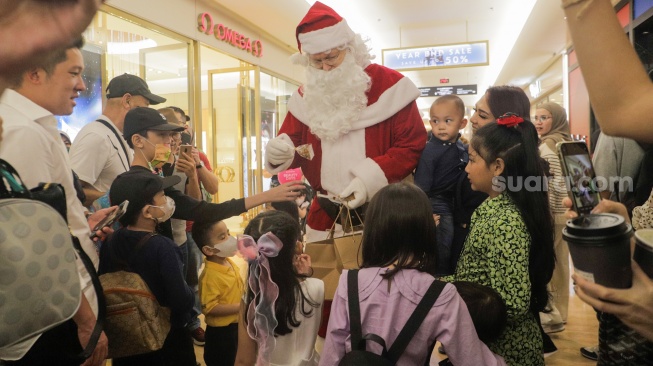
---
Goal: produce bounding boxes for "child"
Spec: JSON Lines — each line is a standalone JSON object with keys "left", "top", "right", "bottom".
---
{"left": 234, "top": 211, "right": 324, "bottom": 366}
{"left": 453, "top": 281, "right": 507, "bottom": 344}
{"left": 192, "top": 219, "right": 243, "bottom": 366}
{"left": 438, "top": 281, "right": 508, "bottom": 366}
{"left": 99, "top": 172, "right": 196, "bottom": 366}
{"left": 446, "top": 114, "right": 555, "bottom": 366}
{"left": 414, "top": 95, "right": 468, "bottom": 275}
{"left": 320, "top": 183, "right": 506, "bottom": 366}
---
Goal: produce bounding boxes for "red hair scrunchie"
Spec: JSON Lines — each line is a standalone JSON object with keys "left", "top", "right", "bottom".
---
{"left": 496, "top": 113, "right": 524, "bottom": 128}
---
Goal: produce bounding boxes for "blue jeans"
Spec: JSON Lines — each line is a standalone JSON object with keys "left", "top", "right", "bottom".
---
{"left": 184, "top": 232, "right": 202, "bottom": 330}
{"left": 179, "top": 240, "right": 201, "bottom": 330}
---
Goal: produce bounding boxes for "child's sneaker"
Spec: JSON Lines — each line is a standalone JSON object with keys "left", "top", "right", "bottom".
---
{"left": 191, "top": 327, "right": 205, "bottom": 346}
{"left": 580, "top": 345, "right": 599, "bottom": 361}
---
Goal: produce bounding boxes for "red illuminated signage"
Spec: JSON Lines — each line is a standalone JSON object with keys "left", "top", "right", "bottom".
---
{"left": 198, "top": 12, "right": 263, "bottom": 58}
{"left": 440, "top": 78, "right": 449, "bottom": 84}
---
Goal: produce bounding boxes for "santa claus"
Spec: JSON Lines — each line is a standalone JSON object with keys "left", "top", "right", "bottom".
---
{"left": 265, "top": 1, "right": 426, "bottom": 241}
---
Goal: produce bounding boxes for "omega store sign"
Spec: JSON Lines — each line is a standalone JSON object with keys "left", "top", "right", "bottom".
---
{"left": 382, "top": 41, "right": 488, "bottom": 71}
{"left": 198, "top": 12, "right": 264, "bottom": 57}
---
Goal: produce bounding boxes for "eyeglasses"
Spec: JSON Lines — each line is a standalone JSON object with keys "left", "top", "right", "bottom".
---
{"left": 309, "top": 50, "right": 343, "bottom": 68}
{"left": 532, "top": 115, "right": 552, "bottom": 122}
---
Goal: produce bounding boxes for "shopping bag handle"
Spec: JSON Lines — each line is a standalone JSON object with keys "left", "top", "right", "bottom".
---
{"left": 326, "top": 205, "right": 364, "bottom": 239}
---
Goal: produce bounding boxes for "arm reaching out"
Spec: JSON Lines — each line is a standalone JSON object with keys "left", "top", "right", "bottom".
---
{"left": 563, "top": 0, "right": 653, "bottom": 142}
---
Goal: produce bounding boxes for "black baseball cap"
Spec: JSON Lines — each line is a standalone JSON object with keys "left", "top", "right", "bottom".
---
{"left": 110, "top": 169, "right": 181, "bottom": 224}
{"left": 123, "top": 107, "right": 185, "bottom": 142}
{"left": 106, "top": 73, "right": 166, "bottom": 105}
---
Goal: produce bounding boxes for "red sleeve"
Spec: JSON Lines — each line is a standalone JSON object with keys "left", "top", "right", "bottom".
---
{"left": 373, "top": 101, "right": 426, "bottom": 182}
{"left": 199, "top": 151, "right": 212, "bottom": 171}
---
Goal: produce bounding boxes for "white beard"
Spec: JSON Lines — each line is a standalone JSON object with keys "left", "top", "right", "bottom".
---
{"left": 303, "top": 53, "right": 371, "bottom": 141}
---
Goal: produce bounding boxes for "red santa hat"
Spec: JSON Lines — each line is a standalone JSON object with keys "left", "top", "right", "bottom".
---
{"left": 296, "top": 1, "right": 355, "bottom": 54}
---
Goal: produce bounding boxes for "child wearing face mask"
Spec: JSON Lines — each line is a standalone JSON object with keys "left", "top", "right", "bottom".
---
{"left": 99, "top": 172, "right": 196, "bottom": 366}
{"left": 192, "top": 219, "right": 244, "bottom": 366}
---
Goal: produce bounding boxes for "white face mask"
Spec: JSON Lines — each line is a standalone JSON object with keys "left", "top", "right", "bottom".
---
{"left": 210, "top": 236, "right": 238, "bottom": 258}
{"left": 149, "top": 196, "right": 175, "bottom": 223}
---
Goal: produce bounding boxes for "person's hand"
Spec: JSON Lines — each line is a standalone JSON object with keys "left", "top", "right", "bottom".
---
{"left": 433, "top": 214, "right": 441, "bottom": 226}
{"left": 562, "top": 196, "right": 630, "bottom": 224}
{"left": 87, "top": 206, "right": 116, "bottom": 242}
{"left": 265, "top": 181, "right": 303, "bottom": 202}
{"left": 0, "top": 0, "right": 103, "bottom": 77}
{"left": 294, "top": 253, "right": 313, "bottom": 276}
{"left": 191, "top": 147, "right": 200, "bottom": 165}
{"left": 340, "top": 177, "right": 367, "bottom": 209}
{"left": 266, "top": 138, "right": 294, "bottom": 165}
{"left": 573, "top": 261, "right": 653, "bottom": 341}
{"left": 176, "top": 152, "right": 197, "bottom": 178}
{"left": 79, "top": 329, "right": 108, "bottom": 366}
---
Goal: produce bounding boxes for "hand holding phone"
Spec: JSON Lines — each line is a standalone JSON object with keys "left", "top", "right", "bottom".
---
{"left": 179, "top": 145, "right": 193, "bottom": 160}
{"left": 89, "top": 200, "right": 129, "bottom": 239}
{"left": 557, "top": 141, "right": 601, "bottom": 215}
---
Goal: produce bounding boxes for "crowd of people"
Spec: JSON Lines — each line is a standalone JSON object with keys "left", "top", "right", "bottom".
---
{"left": 1, "top": 0, "right": 653, "bottom": 365}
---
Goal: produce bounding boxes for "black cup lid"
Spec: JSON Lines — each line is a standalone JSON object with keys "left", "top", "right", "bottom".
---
{"left": 563, "top": 213, "right": 633, "bottom": 245}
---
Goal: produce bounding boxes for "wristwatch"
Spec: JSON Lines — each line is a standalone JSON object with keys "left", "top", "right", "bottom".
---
{"left": 196, "top": 161, "right": 204, "bottom": 169}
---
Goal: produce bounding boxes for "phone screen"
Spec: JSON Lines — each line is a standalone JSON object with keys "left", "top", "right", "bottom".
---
{"left": 557, "top": 142, "right": 601, "bottom": 215}
{"left": 90, "top": 200, "right": 129, "bottom": 236}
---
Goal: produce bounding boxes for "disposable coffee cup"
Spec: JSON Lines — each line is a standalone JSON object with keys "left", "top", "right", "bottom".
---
{"left": 634, "top": 229, "right": 653, "bottom": 278}
{"left": 563, "top": 213, "right": 633, "bottom": 288}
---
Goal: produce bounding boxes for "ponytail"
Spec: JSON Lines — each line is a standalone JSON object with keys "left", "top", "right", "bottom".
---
{"left": 471, "top": 116, "right": 555, "bottom": 313}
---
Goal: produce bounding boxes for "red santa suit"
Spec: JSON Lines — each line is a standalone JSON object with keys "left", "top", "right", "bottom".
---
{"left": 265, "top": 63, "right": 426, "bottom": 232}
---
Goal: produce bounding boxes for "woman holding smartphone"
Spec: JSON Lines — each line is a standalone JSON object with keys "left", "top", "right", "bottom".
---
{"left": 562, "top": 0, "right": 653, "bottom": 343}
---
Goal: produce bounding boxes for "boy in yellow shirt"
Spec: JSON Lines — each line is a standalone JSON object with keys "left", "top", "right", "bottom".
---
{"left": 192, "top": 220, "right": 243, "bottom": 366}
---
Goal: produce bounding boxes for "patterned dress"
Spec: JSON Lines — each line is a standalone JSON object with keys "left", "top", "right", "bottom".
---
{"left": 446, "top": 193, "right": 544, "bottom": 366}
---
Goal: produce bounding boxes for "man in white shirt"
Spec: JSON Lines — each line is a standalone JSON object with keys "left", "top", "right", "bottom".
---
{"left": 69, "top": 74, "right": 166, "bottom": 205}
{"left": 0, "top": 38, "right": 109, "bottom": 366}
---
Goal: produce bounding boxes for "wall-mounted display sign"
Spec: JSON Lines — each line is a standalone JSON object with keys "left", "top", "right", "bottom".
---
{"left": 383, "top": 41, "right": 488, "bottom": 71}
{"left": 198, "top": 12, "right": 263, "bottom": 57}
{"left": 419, "top": 84, "right": 478, "bottom": 97}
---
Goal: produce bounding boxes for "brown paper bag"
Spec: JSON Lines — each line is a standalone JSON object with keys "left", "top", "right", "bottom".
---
{"left": 304, "top": 206, "right": 363, "bottom": 300}
{"left": 304, "top": 240, "right": 342, "bottom": 301}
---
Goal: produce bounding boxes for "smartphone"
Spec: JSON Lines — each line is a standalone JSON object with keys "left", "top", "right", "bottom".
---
{"left": 557, "top": 141, "right": 601, "bottom": 215}
{"left": 179, "top": 144, "right": 193, "bottom": 159}
{"left": 89, "top": 200, "right": 129, "bottom": 239}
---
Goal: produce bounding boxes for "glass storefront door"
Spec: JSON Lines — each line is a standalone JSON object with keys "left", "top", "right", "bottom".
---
{"left": 198, "top": 45, "right": 298, "bottom": 229}
{"left": 207, "top": 66, "right": 260, "bottom": 204}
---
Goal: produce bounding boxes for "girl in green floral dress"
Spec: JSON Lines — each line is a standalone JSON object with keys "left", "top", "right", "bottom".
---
{"left": 446, "top": 113, "right": 555, "bottom": 366}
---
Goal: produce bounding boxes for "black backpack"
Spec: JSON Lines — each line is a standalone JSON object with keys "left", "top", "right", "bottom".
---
{"left": 339, "top": 270, "right": 446, "bottom": 366}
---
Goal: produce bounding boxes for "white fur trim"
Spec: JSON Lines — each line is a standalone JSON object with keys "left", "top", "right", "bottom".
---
{"left": 264, "top": 133, "right": 295, "bottom": 174}
{"left": 320, "top": 129, "right": 366, "bottom": 195}
{"left": 351, "top": 77, "right": 420, "bottom": 130}
{"left": 298, "top": 20, "right": 355, "bottom": 54}
{"left": 288, "top": 76, "right": 420, "bottom": 132}
{"left": 352, "top": 157, "right": 388, "bottom": 200}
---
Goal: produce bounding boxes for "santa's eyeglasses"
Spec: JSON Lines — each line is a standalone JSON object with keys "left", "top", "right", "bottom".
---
{"left": 309, "top": 49, "right": 343, "bottom": 68}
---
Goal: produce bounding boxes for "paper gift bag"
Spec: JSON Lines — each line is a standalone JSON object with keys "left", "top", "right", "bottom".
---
{"left": 304, "top": 240, "right": 342, "bottom": 301}
{"left": 305, "top": 206, "right": 363, "bottom": 300}
{"left": 333, "top": 234, "right": 362, "bottom": 270}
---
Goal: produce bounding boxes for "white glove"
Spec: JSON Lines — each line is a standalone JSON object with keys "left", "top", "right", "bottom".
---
{"left": 266, "top": 138, "right": 294, "bottom": 165}
{"left": 340, "top": 177, "right": 367, "bottom": 209}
